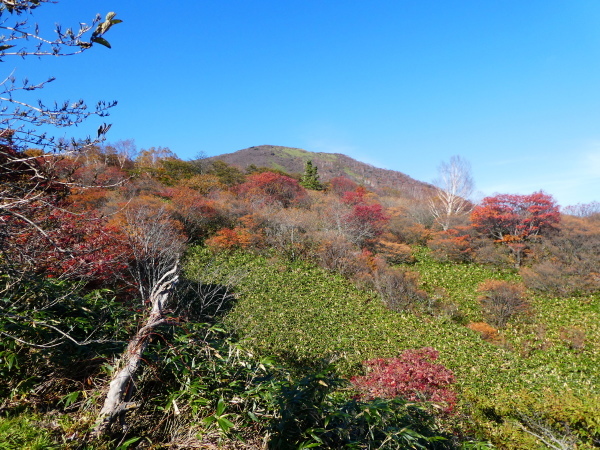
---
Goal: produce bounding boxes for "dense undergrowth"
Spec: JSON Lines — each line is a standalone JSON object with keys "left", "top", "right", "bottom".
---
{"left": 2, "top": 244, "right": 600, "bottom": 448}
{"left": 186, "top": 246, "right": 600, "bottom": 449}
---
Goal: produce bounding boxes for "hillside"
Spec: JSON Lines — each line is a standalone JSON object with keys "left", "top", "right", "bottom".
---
{"left": 207, "top": 144, "right": 435, "bottom": 197}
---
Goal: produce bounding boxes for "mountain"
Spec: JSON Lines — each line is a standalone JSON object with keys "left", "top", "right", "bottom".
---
{"left": 207, "top": 145, "right": 434, "bottom": 197}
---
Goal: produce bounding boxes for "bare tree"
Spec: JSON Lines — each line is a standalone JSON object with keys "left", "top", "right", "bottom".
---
{"left": 429, "top": 155, "right": 474, "bottom": 231}
{"left": 0, "top": 1, "right": 121, "bottom": 257}
{"left": 94, "top": 204, "right": 186, "bottom": 435}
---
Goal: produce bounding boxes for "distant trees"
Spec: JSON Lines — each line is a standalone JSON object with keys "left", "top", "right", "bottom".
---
{"left": 563, "top": 201, "right": 600, "bottom": 218}
{"left": 429, "top": 156, "right": 474, "bottom": 231}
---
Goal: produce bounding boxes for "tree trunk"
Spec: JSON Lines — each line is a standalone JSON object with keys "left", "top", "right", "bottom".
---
{"left": 93, "top": 263, "right": 178, "bottom": 437}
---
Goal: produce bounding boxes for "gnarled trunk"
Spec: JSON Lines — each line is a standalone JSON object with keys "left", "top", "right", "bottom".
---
{"left": 93, "top": 263, "right": 178, "bottom": 436}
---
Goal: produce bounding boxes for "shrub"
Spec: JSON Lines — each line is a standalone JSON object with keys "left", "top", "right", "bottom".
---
{"left": 519, "top": 261, "right": 567, "bottom": 296}
{"left": 205, "top": 227, "right": 253, "bottom": 252}
{"left": 520, "top": 214, "right": 600, "bottom": 296}
{"left": 236, "top": 171, "right": 307, "bottom": 208}
{"left": 376, "top": 240, "right": 415, "bottom": 264}
{"left": 472, "top": 239, "right": 513, "bottom": 268}
{"left": 329, "top": 176, "right": 358, "bottom": 197}
{"left": 428, "top": 227, "right": 474, "bottom": 263}
{"left": 388, "top": 214, "right": 431, "bottom": 245}
{"left": 559, "top": 326, "right": 586, "bottom": 351}
{"left": 371, "top": 262, "right": 428, "bottom": 313}
{"left": 313, "top": 233, "right": 369, "bottom": 278}
{"left": 267, "top": 372, "right": 451, "bottom": 449}
{"left": 350, "top": 347, "right": 457, "bottom": 413}
{"left": 477, "top": 280, "right": 529, "bottom": 328}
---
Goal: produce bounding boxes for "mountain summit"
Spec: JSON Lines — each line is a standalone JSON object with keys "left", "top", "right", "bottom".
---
{"left": 208, "top": 145, "right": 433, "bottom": 196}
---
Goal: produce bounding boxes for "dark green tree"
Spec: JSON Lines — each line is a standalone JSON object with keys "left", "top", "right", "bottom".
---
{"left": 300, "top": 160, "right": 323, "bottom": 190}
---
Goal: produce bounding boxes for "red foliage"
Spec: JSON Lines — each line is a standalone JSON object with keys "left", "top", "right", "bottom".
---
{"left": 471, "top": 191, "right": 560, "bottom": 241}
{"left": 330, "top": 176, "right": 359, "bottom": 197}
{"left": 7, "top": 207, "right": 129, "bottom": 283}
{"left": 341, "top": 186, "right": 369, "bottom": 205}
{"left": 344, "top": 202, "right": 389, "bottom": 245}
{"left": 236, "top": 171, "right": 307, "bottom": 208}
{"left": 351, "top": 347, "right": 457, "bottom": 413}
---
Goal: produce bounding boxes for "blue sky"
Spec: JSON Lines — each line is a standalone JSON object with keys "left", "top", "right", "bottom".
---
{"left": 14, "top": 1, "right": 600, "bottom": 206}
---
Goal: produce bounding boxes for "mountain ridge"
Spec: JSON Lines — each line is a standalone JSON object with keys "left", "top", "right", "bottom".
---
{"left": 207, "top": 145, "right": 434, "bottom": 197}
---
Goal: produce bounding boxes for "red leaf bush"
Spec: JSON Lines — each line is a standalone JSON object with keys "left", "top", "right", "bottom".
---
{"left": 351, "top": 347, "right": 457, "bottom": 413}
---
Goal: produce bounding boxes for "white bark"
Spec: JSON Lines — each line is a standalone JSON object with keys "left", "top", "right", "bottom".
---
{"left": 429, "top": 155, "right": 474, "bottom": 230}
{"left": 93, "top": 261, "right": 179, "bottom": 436}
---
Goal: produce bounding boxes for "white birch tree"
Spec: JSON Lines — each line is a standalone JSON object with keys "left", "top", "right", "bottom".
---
{"left": 429, "top": 155, "right": 474, "bottom": 231}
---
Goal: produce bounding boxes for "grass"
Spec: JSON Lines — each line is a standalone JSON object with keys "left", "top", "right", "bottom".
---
{"left": 0, "top": 414, "right": 61, "bottom": 450}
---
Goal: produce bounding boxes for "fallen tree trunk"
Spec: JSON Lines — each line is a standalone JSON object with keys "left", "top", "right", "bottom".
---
{"left": 93, "top": 262, "right": 179, "bottom": 436}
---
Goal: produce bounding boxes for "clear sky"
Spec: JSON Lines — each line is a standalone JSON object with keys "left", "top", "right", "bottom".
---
{"left": 14, "top": 1, "right": 600, "bottom": 207}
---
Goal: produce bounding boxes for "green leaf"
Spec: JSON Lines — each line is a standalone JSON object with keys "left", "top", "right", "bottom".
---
{"left": 202, "top": 416, "right": 216, "bottom": 425}
{"left": 91, "top": 36, "right": 111, "bottom": 48}
{"left": 217, "top": 417, "right": 234, "bottom": 433}
{"left": 59, "top": 390, "right": 80, "bottom": 408}
{"left": 216, "top": 397, "right": 227, "bottom": 416}
{"left": 297, "top": 442, "right": 321, "bottom": 449}
{"left": 116, "top": 437, "right": 141, "bottom": 450}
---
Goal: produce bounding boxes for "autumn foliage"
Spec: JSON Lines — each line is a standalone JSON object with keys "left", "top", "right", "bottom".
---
{"left": 428, "top": 226, "right": 474, "bottom": 263}
{"left": 340, "top": 187, "right": 389, "bottom": 246}
{"left": 5, "top": 206, "right": 128, "bottom": 283}
{"left": 471, "top": 191, "right": 560, "bottom": 241}
{"left": 351, "top": 347, "right": 457, "bottom": 412}
{"left": 236, "top": 171, "right": 307, "bottom": 207}
{"left": 329, "top": 176, "right": 358, "bottom": 197}
{"left": 467, "top": 322, "right": 504, "bottom": 345}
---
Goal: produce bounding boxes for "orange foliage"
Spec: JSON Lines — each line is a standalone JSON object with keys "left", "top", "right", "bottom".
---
{"left": 205, "top": 214, "right": 265, "bottom": 252}
{"left": 467, "top": 322, "right": 504, "bottom": 345}
{"left": 205, "top": 227, "right": 253, "bottom": 252}
{"left": 166, "top": 187, "right": 223, "bottom": 239}
{"left": 428, "top": 227, "right": 474, "bottom": 263}
{"left": 376, "top": 240, "right": 415, "bottom": 264}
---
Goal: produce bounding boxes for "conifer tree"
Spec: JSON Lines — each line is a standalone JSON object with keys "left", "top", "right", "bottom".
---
{"left": 300, "top": 160, "right": 324, "bottom": 190}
